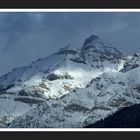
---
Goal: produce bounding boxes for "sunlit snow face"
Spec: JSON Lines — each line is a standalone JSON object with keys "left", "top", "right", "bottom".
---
{"left": 53, "top": 58, "right": 125, "bottom": 85}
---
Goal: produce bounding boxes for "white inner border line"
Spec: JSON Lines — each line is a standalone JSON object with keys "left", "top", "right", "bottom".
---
{"left": 0, "top": 9, "right": 140, "bottom": 12}
{"left": 0, "top": 128, "right": 140, "bottom": 131}
{"left": 1, "top": 8, "right": 140, "bottom": 131}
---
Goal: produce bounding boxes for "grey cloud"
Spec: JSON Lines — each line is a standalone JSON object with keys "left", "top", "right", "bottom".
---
{"left": 0, "top": 12, "right": 140, "bottom": 76}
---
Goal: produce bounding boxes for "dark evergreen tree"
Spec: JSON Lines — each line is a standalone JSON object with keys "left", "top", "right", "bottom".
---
{"left": 85, "top": 104, "right": 140, "bottom": 128}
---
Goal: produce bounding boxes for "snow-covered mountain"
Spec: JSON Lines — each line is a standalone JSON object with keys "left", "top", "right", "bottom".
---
{"left": 8, "top": 66, "right": 140, "bottom": 128}
{"left": 0, "top": 35, "right": 126, "bottom": 99}
{"left": 0, "top": 34, "right": 140, "bottom": 128}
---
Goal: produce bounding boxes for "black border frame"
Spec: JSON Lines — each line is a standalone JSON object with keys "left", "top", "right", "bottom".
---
{"left": 0, "top": 0, "right": 140, "bottom": 8}
{"left": 1, "top": 131, "right": 140, "bottom": 139}
{"left": 0, "top": 0, "right": 140, "bottom": 139}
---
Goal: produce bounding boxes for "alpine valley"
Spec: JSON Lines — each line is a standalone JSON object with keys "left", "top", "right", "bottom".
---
{"left": 0, "top": 35, "right": 140, "bottom": 128}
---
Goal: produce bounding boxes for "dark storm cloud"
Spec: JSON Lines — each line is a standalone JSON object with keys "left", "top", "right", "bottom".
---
{"left": 0, "top": 13, "right": 42, "bottom": 52}
{"left": 0, "top": 12, "right": 140, "bottom": 76}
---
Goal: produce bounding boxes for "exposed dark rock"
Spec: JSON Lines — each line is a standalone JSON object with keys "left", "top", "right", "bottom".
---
{"left": 83, "top": 35, "right": 99, "bottom": 46}
{"left": 63, "top": 104, "right": 89, "bottom": 113}
{"left": 46, "top": 73, "right": 73, "bottom": 81}
{"left": 18, "top": 90, "right": 29, "bottom": 96}
{"left": 70, "top": 58, "right": 86, "bottom": 64}
{"left": 14, "top": 97, "right": 44, "bottom": 104}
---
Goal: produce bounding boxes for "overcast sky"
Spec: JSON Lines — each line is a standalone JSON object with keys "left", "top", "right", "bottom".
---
{"left": 0, "top": 12, "right": 140, "bottom": 76}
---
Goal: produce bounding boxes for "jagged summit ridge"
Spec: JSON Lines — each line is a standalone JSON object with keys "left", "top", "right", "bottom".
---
{"left": 81, "top": 35, "right": 124, "bottom": 60}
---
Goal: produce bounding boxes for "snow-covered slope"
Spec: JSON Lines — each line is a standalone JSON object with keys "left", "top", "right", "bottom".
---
{"left": 121, "top": 53, "right": 140, "bottom": 72}
{"left": 8, "top": 66, "right": 140, "bottom": 128}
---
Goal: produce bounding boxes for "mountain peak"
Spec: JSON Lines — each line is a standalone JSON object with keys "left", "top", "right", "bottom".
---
{"left": 81, "top": 34, "right": 105, "bottom": 51}
{"left": 83, "top": 35, "right": 99, "bottom": 46}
